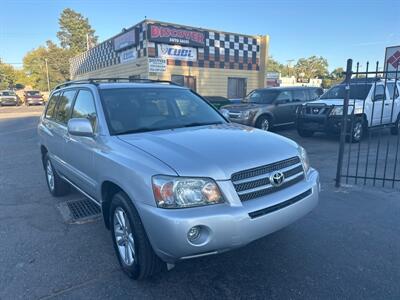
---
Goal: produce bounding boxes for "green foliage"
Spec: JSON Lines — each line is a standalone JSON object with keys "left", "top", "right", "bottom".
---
{"left": 294, "top": 56, "right": 329, "bottom": 79}
{"left": 23, "top": 41, "right": 71, "bottom": 91}
{"left": 57, "top": 8, "right": 97, "bottom": 55}
{"left": 0, "top": 60, "right": 17, "bottom": 89}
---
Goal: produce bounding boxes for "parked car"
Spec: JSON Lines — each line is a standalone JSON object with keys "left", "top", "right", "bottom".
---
{"left": 0, "top": 90, "right": 19, "bottom": 106}
{"left": 24, "top": 90, "right": 45, "bottom": 106}
{"left": 38, "top": 79, "right": 319, "bottom": 280}
{"left": 203, "top": 96, "right": 231, "bottom": 109}
{"left": 296, "top": 78, "right": 400, "bottom": 142}
{"left": 221, "top": 87, "right": 323, "bottom": 131}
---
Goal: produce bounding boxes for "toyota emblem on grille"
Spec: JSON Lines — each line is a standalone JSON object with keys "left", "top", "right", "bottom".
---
{"left": 270, "top": 171, "right": 285, "bottom": 187}
{"left": 313, "top": 108, "right": 320, "bottom": 114}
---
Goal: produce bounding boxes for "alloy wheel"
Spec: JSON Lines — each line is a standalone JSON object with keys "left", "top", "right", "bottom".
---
{"left": 46, "top": 160, "right": 55, "bottom": 191}
{"left": 353, "top": 122, "right": 363, "bottom": 141}
{"left": 113, "top": 207, "right": 136, "bottom": 266}
{"left": 261, "top": 119, "right": 270, "bottom": 131}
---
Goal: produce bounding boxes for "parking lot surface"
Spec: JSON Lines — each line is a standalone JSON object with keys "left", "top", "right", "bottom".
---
{"left": 0, "top": 107, "right": 399, "bottom": 299}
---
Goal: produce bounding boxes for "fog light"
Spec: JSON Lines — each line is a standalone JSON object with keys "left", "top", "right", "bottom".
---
{"left": 187, "top": 226, "right": 201, "bottom": 241}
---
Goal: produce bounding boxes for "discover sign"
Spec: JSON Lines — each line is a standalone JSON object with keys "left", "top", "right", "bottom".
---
{"left": 157, "top": 44, "right": 197, "bottom": 61}
{"left": 148, "top": 23, "right": 205, "bottom": 47}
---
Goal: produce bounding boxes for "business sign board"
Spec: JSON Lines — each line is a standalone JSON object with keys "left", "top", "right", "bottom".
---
{"left": 148, "top": 58, "right": 167, "bottom": 73}
{"left": 265, "top": 72, "right": 280, "bottom": 80}
{"left": 120, "top": 49, "right": 137, "bottom": 64}
{"left": 384, "top": 46, "right": 400, "bottom": 79}
{"left": 157, "top": 44, "right": 197, "bottom": 61}
{"left": 148, "top": 24, "right": 205, "bottom": 47}
{"left": 114, "top": 30, "right": 136, "bottom": 51}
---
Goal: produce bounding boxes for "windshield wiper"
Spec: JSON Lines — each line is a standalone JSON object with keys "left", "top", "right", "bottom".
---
{"left": 182, "top": 122, "right": 224, "bottom": 128}
{"left": 116, "top": 127, "right": 164, "bottom": 135}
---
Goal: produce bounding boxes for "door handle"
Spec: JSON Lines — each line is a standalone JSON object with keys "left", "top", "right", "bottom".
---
{"left": 385, "top": 103, "right": 390, "bottom": 106}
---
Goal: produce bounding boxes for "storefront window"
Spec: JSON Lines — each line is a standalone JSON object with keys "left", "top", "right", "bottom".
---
{"left": 228, "top": 77, "right": 247, "bottom": 99}
{"left": 171, "top": 75, "right": 197, "bottom": 91}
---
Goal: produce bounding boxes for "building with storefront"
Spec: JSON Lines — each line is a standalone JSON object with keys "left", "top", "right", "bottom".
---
{"left": 70, "top": 19, "right": 269, "bottom": 99}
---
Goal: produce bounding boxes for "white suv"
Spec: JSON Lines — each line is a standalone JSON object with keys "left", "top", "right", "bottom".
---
{"left": 297, "top": 79, "right": 400, "bottom": 142}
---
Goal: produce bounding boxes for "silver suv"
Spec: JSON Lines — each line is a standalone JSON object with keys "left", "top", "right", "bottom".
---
{"left": 38, "top": 79, "right": 320, "bottom": 280}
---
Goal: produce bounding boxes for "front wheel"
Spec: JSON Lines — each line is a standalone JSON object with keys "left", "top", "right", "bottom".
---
{"left": 110, "top": 192, "right": 164, "bottom": 280}
{"left": 390, "top": 114, "right": 400, "bottom": 135}
{"left": 297, "top": 128, "right": 314, "bottom": 137}
{"left": 347, "top": 119, "right": 364, "bottom": 143}
{"left": 256, "top": 115, "right": 272, "bottom": 131}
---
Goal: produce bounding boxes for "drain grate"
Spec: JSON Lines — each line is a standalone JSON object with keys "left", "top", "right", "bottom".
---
{"left": 65, "top": 198, "right": 101, "bottom": 222}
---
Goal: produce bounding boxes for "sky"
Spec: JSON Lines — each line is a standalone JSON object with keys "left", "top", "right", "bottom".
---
{"left": 0, "top": 0, "right": 399, "bottom": 71}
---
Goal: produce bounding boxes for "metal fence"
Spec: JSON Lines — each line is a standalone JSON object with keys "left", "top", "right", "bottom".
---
{"left": 335, "top": 59, "right": 400, "bottom": 188}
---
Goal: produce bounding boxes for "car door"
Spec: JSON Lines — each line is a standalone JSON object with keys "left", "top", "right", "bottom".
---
{"left": 62, "top": 89, "right": 99, "bottom": 198}
{"left": 387, "top": 82, "right": 400, "bottom": 123}
{"left": 274, "top": 90, "right": 294, "bottom": 124}
{"left": 371, "top": 84, "right": 391, "bottom": 125}
{"left": 291, "top": 88, "right": 308, "bottom": 117}
{"left": 48, "top": 89, "right": 76, "bottom": 173}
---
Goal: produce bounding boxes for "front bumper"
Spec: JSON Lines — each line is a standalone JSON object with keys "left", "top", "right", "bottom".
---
{"left": 26, "top": 99, "right": 44, "bottom": 105}
{"left": 138, "top": 169, "right": 320, "bottom": 263}
{"left": 297, "top": 114, "right": 353, "bottom": 134}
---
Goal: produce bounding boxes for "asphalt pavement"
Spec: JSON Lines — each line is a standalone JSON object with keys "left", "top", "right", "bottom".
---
{"left": 0, "top": 106, "right": 399, "bottom": 299}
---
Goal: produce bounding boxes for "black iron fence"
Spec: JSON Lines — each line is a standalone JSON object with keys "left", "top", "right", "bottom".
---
{"left": 335, "top": 59, "right": 400, "bottom": 188}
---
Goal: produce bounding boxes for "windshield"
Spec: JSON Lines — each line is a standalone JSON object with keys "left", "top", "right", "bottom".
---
{"left": 100, "top": 88, "right": 226, "bottom": 135}
{"left": 27, "top": 91, "right": 40, "bottom": 96}
{"left": 0, "top": 91, "right": 16, "bottom": 96}
{"left": 320, "top": 84, "right": 372, "bottom": 100}
{"left": 242, "top": 90, "right": 279, "bottom": 104}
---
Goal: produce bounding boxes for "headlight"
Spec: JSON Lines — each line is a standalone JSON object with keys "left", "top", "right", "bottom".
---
{"left": 298, "top": 146, "right": 310, "bottom": 173}
{"left": 152, "top": 175, "right": 224, "bottom": 208}
{"left": 330, "top": 105, "right": 354, "bottom": 115}
{"left": 239, "top": 110, "right": 251, "bottom": 119}
{"left": 220, "top": 108, "right": 230, "bottom": 119}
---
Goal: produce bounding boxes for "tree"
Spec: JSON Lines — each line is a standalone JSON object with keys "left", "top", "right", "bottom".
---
{"left": 294, "top": 56, "right": 329, "bottom": 79}
{"left": 23, "top": 41, "right": 71, "bottom": 91}
{"left": 57, "top": 8, "right": 97, "bottom": 55}
{"left": 0, "top": 60, "right": 17, "bottom": 89}
{"left": 330, "top": 67, "right": 345, "bottom": 81}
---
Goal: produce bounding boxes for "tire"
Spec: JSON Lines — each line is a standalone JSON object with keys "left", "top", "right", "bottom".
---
{"left": 256, "top": 115, "right": 272, "bottom": 131}
{"left": 390, "top": 114, "right": 400, "bottom": 135}
{"left": 110, "top": 192, "right": 164, "bottom": 280}
{"left": 347, "top": 119, "right": 364, "bottom": 143}
{"left": 43, "top": 153, "right": 70, "bottom": 197}
{"left": 297, "top": 128, "right": 314, "bottom": 137}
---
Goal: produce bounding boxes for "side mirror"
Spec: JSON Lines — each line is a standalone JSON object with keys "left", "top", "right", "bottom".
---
{"left": 67, "top": 118, "right": 94, "bottom": 137}
{"left": 220, "top": 109, "right": 230, "bottom": 119}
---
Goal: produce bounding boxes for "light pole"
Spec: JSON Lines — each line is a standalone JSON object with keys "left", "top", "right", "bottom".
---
{"left": 44, "top": 58, "right": 50, "bottom": 92}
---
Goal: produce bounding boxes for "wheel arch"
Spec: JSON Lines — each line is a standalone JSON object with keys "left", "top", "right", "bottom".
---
{"left": 101, "top": 180, "right": 124, "bottom": 229}
{"left": 255, "top": 112, "right": 274, "bottom": 126}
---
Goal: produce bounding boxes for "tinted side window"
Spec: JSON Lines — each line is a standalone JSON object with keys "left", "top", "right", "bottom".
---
{"left": 55, "top": 90, "right": 76, "bottom": 124}
{"left": 45, "top": 92, "right": 60, "bottom": 119}
{"left": 309, "top": 88, "right": 322, "bottom": 100}
{"left": 292, "top": 90, "right": 307, "bottom": 102}
{"left": 373, "top": 85, "right": 386, "bottom": 101}
{"left": 387, "top": 83, "right": 399, "bottom": 99}
{"left": 276, "top": 91, "right": 292, "bottom": 103}
{"left": 72, "top": 90, "right": 97, "bottom": 130}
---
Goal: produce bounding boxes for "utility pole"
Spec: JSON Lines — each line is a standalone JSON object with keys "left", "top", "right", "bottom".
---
{"left": 287, "top": 59, "right": 294, "bottom": 77}
{"left": 45, "top": 58, "right": 50, "bottom": 92}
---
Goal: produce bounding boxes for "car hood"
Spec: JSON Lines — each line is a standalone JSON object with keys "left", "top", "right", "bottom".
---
{"left": 221, "top": 103, "right": 265, "bottom": 112}
{"left": 310, "top": 98, "right": 364, "bottom": 106}
{"left": 118, "top": 123, "right": 300, "bottom": 180}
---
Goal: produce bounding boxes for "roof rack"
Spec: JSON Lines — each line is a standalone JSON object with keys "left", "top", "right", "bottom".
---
{"left": 54, "top": 78, "right": 179, "bottom": 90}
{"left": 340, "top": 77, "right": 382, "bottom": 84}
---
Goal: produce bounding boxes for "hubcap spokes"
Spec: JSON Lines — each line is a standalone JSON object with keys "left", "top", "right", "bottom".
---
{"left": 114, "top": 207, "right": 135, "bottom": 266}
{"left": 262, "top": 120, "right": 269, "bottom": 131}
{"left": 46, "top": 161, "right": 54, "bottom": 191}
{"left": 354, "top": 123, "right": 362, "bottom": 139}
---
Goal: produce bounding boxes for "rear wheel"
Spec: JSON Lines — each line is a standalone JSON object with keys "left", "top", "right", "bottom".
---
{"left": 110, "top": 192, "right": 164, "bottom": 280}
{"left": 256, "top": 115, "right": 272, "bottom": 131}
{"left": 390, "top": 114, "right": 400, "bottom": 135}
{"left": 43, "top": 153, "right": 70, "bottom": 196}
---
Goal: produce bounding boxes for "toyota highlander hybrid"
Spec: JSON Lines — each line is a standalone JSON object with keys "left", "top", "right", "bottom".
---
{"left": 38, "top": 79, "right": 320, "bottom": 279}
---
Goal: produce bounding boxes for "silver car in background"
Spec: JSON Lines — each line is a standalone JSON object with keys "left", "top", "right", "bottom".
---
{"left": 38, "top": 79, "right": 320, "bottom": 280}
{"left": 0, "top": 90, "right": 19, "bottom": 106}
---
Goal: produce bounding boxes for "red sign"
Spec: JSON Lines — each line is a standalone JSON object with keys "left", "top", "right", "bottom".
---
{"left": 387, "top": 50, "right": 400, "bottom": 69}
{"left": 148, "top": 24, "right": 205, "bottom": 47}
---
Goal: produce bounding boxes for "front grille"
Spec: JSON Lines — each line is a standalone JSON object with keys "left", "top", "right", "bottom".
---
{"left": 231, "top": 157, "right": 305, "bottom": 201}
{"left": 303, "top": 105, "right": 331, "bottom": 115}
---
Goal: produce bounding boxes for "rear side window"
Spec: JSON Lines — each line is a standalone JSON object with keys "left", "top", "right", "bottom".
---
{"left": 45, "top": 92, "right": 60, "bottom": 119}
{"left": 292, "top": 90, "right": 307, "bottom": 102}
{"left": 72, "top": 90, "right": 97, "bottom": 130}
{"left": 276, "top": 91, "right": 292, "bottom": 103}
{"left": 372, "top": 85, "right": 386, "bottom": 101}
{"left": 55, "top": 90, "right": 76, "bottom": 124}
{"left": 387, "top": 83, "right": 399, "bottom": 99}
